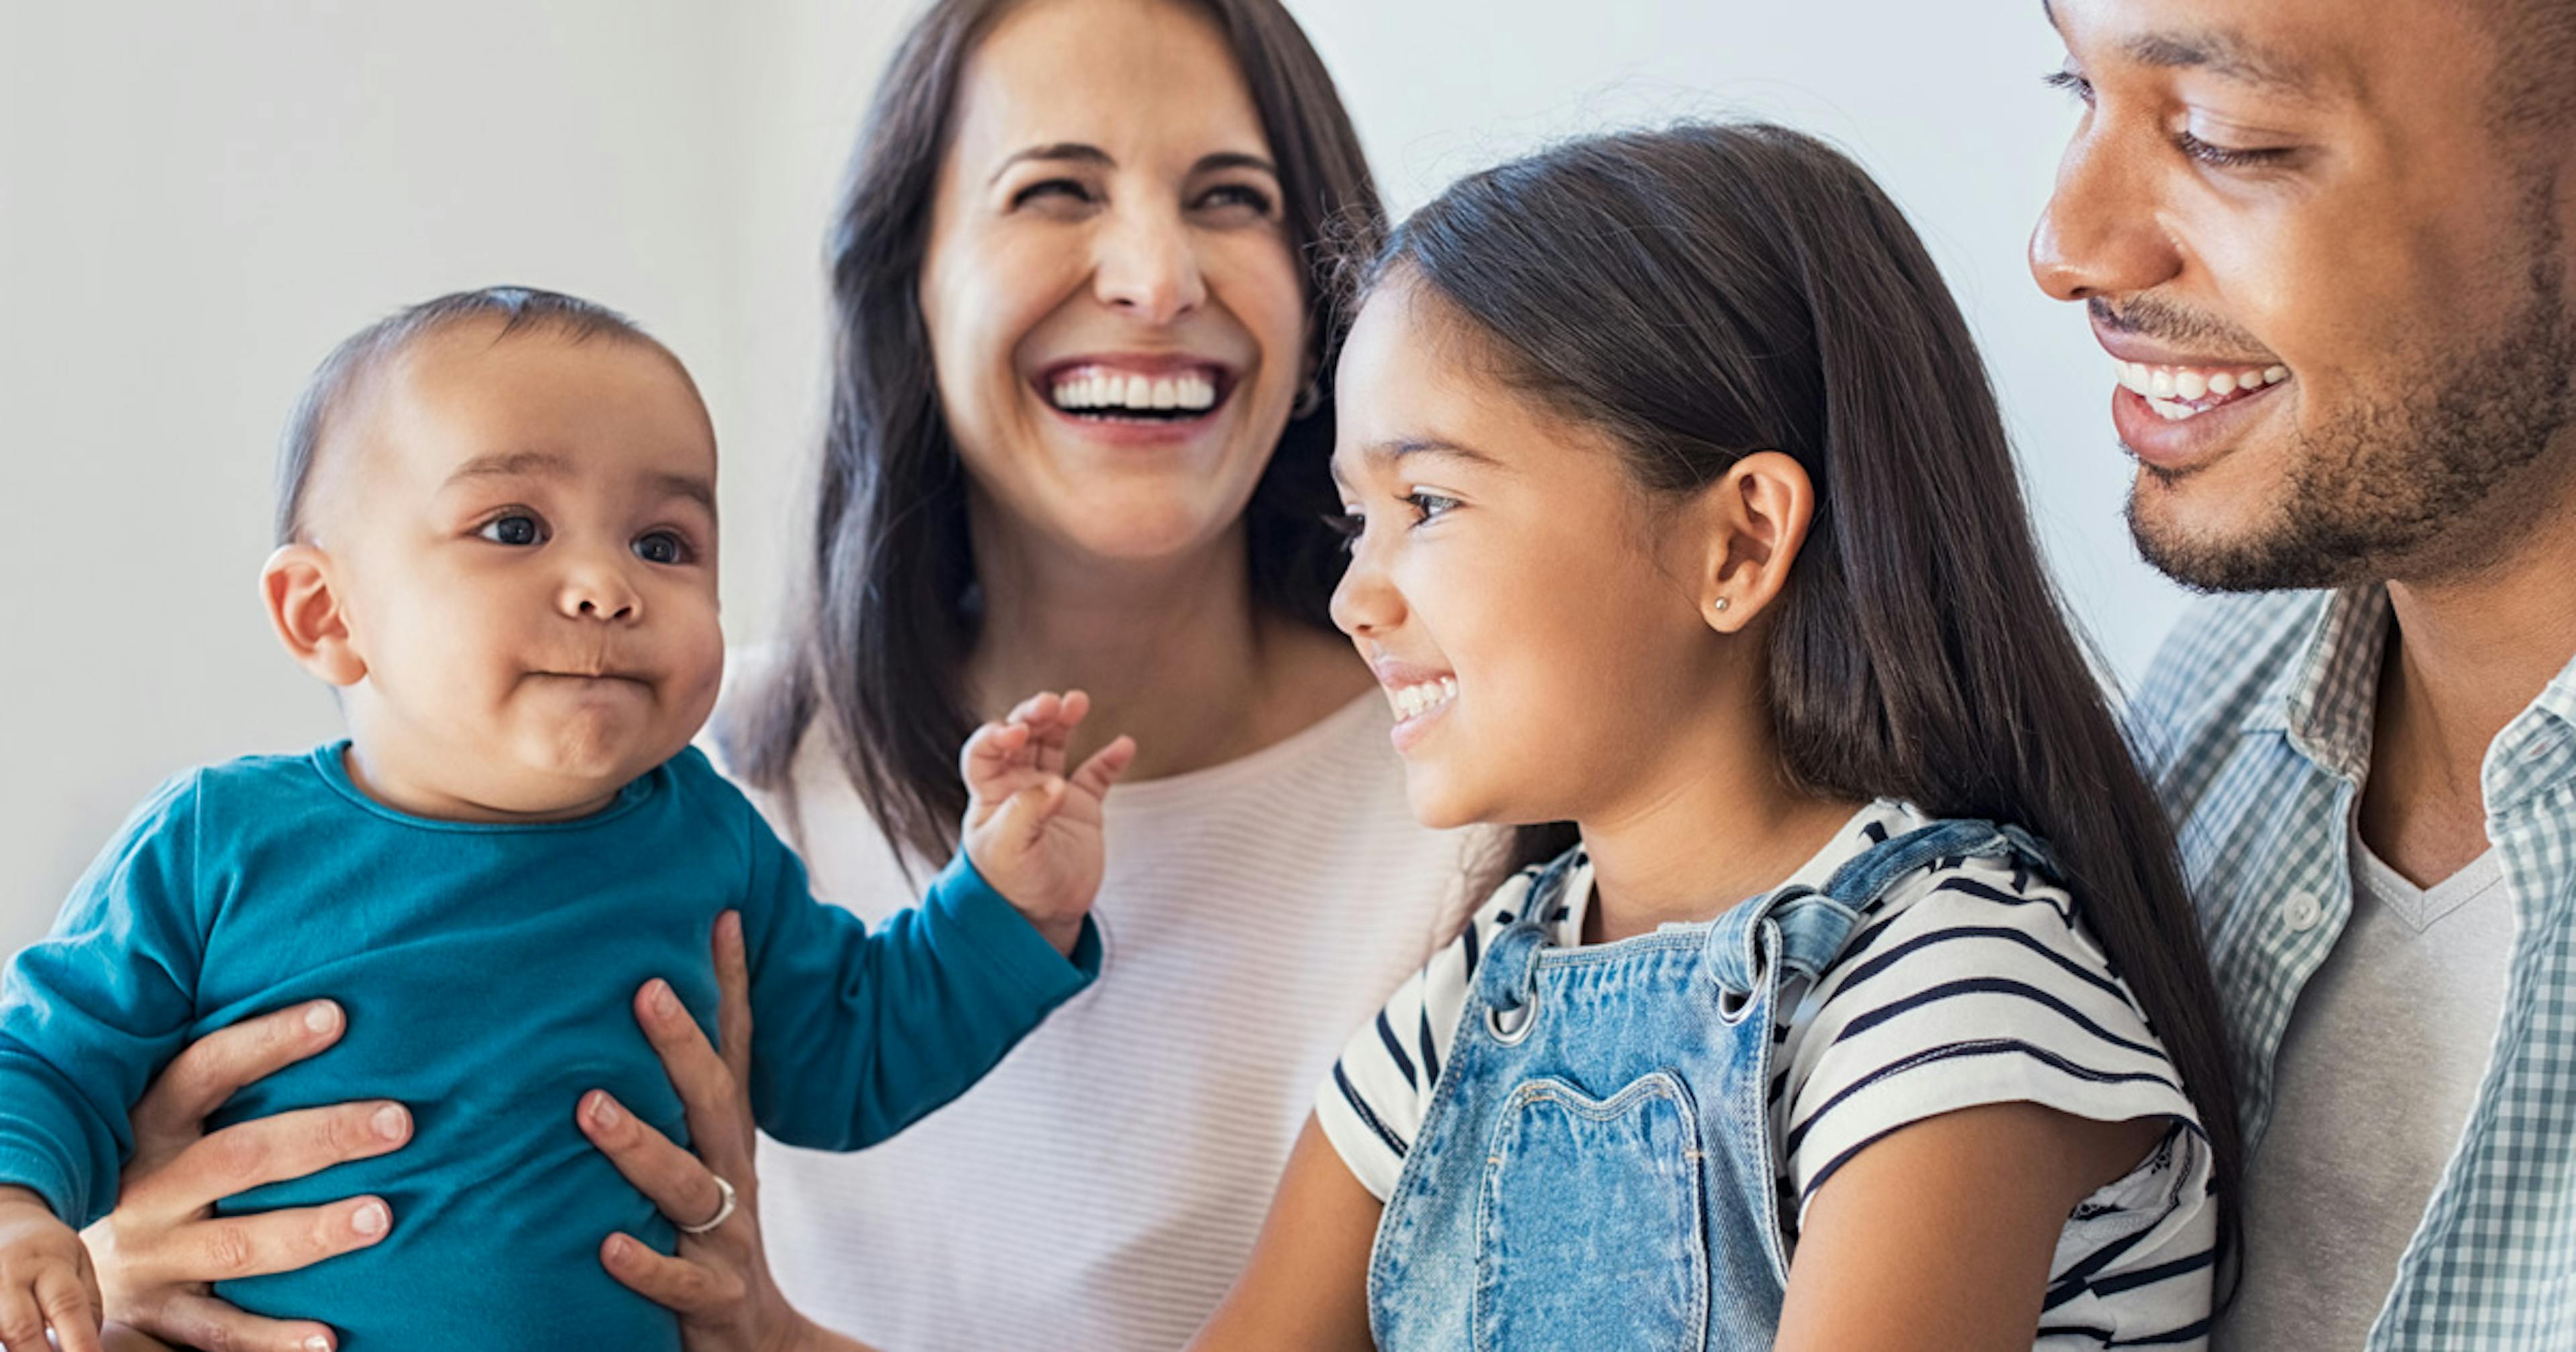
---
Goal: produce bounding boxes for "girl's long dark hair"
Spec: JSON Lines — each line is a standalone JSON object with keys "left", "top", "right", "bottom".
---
{"left": 722, "top": 0, "right": 1382, "bottom": 865}
{"left": 1372, "top": 122, "right": 2241, "bottom": 1272}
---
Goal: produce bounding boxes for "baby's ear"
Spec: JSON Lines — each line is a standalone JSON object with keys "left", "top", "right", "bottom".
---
{"left": 260, "top": 545, "right": 366, "bottom": 686}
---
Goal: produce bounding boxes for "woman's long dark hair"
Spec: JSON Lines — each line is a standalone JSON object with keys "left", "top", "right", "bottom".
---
{"left": 722, "top": 0, "right": 1383, "bottom": 864}
{"left": 1369, "top": 122, "right": 2242, "bottom": 1273}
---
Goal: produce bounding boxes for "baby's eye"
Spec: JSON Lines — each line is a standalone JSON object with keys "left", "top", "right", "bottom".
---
{"left": 478, "top": 514, "right": 545, "bottom": 547}
{"left": 633, "top": 530, "right": 691, "bottom": 566}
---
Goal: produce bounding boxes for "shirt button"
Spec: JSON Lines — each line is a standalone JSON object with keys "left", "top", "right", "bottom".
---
{"left": 2282, "top": 890, "right": 2325, "bottom": 932}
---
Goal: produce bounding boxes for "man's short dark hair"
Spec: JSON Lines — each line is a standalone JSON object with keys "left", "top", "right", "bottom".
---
{"left": 274, "top": 286, "right": 655, "bottom": 545}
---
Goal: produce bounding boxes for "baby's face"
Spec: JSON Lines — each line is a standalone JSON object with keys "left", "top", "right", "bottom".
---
{"left": 311, "top": 323, "right": 724, "bottom": 820}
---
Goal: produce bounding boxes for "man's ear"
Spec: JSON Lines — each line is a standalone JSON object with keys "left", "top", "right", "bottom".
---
{"left": 1693, "top": 450, "right": 1817, "bottom": 634}
{"left": 260, "top": 545, "right": 366, "bottom": 687}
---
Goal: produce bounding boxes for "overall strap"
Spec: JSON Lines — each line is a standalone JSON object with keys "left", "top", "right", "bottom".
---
{"left": 1706, "top": 818, "right": 2059, "bottom": 998}
{"left": 1470, "top": 848, "right": 1583, "bottom": 1015}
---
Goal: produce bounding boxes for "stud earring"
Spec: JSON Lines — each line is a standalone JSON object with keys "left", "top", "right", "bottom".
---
{"left": 1710, "top": 597, "right": 1731, "bottom": 614}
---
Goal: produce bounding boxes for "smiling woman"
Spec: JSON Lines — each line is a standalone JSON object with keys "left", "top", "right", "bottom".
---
{"left": 648, "top": 0, "right": 1476, "bottom": 1349}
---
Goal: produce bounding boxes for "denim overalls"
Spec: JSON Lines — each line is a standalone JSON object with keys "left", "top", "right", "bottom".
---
{"left": 1366, "top": 818, "right": 2056, "bottom": 1351}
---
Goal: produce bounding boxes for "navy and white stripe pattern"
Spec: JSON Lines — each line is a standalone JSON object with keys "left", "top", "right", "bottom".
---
{"left": 2129, "top": 587, "right": 2576, "bottom": 1351}
{"left": 1329, "top": 798, "right": 2215, "bottom": 1339}
{"left": 1317, "top": 800, "right": 2215, "bottom": 1349}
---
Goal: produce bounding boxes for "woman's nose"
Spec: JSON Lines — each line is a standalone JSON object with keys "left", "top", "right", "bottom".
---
{"left": 1093, "top": 202, "right": 1207, "bottom": 325}
{"left": 558, "top": 553, "right": 643, "bottom": 624}
{"left": 2029, "top": 127, "right": 2182, "bottom": 304}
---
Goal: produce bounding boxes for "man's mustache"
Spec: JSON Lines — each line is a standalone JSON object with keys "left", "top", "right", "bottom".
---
{"left": 2089, "top": 294, "right": 2269, "bottom": 356}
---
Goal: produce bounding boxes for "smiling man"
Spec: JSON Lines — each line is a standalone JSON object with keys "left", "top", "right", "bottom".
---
{"left": 2029, "top": 0, "right": 2576, "bottom": 1347}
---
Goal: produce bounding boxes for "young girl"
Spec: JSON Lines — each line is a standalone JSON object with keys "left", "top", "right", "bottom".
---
{"left": 1190, "top": 123, "right": 2241, "bottom": 1350}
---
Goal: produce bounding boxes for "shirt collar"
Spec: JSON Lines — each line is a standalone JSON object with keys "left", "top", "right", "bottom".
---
{"left": 2482, "top": 647, "right": 2576, "bottom": 820}
{"left": 1547, "top": 799, "right": 1924, "bottom": 939}
{"left": 2238, "top": 584, "right": 2390, "bottom": 785}
{"left": 2237, "top": 583, "right": 2576, "bottom": 815}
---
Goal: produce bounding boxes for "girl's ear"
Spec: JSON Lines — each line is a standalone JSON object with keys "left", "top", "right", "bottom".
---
{"left": 1697, "top": 450, "right": 1816, "bottom": 634}
{"left": 260, "top": 545, "right": 368, "bottom": 687}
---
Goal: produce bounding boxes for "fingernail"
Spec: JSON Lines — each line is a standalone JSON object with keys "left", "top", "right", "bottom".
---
{"left": 606, "top": 1234, "right": 631, "bottom": 1262}
{"left": 372, "top": 1104, "right": 408, "bottom": 1140}
{"left": 305, "top": 1336, "right": 333, "bottom": 1352}
{"left": 305, "top": 1003, "right": 340, "bottom": 1036}
{"left": 352, "top": 1200, "right": 389, "bottom": 1236}
{"left": 588, "top": 1092, "right": 623, "bottom": 1129}
{"left": 650, "top": 980, "right": 679, "bottom": 1017}
{"left": 720, "top": 911, "right": 743, "bottom": 945}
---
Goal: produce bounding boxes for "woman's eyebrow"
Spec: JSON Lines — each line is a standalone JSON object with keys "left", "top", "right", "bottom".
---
{"left": 1194, "top": 151, "right": 1279, "bottom": 178}
{"left": 989, "top": 143, "right": 1113, "bottom": 185}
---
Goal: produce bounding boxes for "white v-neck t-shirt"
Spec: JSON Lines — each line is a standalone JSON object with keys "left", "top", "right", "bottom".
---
{"left": 722, "top": 687, "right": 1477, "bottom": 1352}
{"left": 2215, "top": 837, "right": 2512, "bottom": 1352}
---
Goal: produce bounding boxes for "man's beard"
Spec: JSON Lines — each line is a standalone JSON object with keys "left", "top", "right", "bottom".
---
{"left": 2131, "top": 185, "right": 2575, "bottom": 593}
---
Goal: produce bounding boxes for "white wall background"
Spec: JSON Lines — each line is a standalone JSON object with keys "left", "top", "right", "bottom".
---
{"left": 0, "top": 1, "right": 2186, "bottom": 957}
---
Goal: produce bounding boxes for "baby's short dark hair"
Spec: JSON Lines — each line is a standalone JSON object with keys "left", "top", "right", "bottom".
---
{"left": 274, "top": 286, "right": 657, "bottom": 545}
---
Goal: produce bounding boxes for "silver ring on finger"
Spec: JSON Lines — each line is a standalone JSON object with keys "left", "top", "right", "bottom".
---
{"left": 676, "top": 1174, "right": 737, "bottom": 1235}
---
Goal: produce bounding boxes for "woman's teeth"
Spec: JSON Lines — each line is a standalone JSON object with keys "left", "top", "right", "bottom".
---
{"left": 2114, "top": 359, "right": 2293, "bottom": 422}
{"left": 1049, "top": 367, "right": 1220, "bottom": 416}
{"left": 1389, "top": 677, "right": 1458, "bottom": 721}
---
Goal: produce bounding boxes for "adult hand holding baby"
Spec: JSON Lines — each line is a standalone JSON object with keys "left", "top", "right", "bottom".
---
{"left": 0, "top": 999, "right": 404, "bottom": 1352}
{"left": 959, "top": 691, "right": 1138, "bottom": 958}
{"left": 0, "top": 1182, "right": 100, "bottom": 1352}
{"left": 80, "top": 1001, "right": 407, "bottom": 1352}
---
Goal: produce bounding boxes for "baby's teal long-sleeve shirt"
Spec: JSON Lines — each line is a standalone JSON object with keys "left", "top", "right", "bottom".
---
{"left": 0, "top": 742, "right": 1097, "bottom": 1351}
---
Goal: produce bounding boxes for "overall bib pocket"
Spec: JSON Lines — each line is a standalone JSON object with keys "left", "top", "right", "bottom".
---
{"left": 1474, "top": 1070, "right": 1711, "bottom": 1351}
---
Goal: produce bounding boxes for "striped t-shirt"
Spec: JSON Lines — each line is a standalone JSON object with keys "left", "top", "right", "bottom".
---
{"left": 1318, "top": 799, "right": 2218, "bottom": 1349}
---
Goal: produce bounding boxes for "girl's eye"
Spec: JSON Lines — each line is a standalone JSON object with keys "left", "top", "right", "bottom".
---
{"left": 1323, "top": 510, "right": 1365, "bottom": 554}
{"left": 1196, "top": 183, "right": 1276, "bottom": 215}
{"left": 2043, "top": 68, "right": 2096, "bottom": 107}
{"left": 633, "top": 531, "right": 691, "bottom": 566}
{"left": 1405, "top": 491, "right": 1461, "bottom": 523}
{"left": 478, "top": 514, "right": 544, "bottom": 547}
{"left": 2174, "top": 130, "right": 2294, "bottom": 170}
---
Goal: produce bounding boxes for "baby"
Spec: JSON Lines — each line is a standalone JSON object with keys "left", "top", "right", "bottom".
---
{"left": 0, "top": 287, "right": 1134, "bottom": 1351}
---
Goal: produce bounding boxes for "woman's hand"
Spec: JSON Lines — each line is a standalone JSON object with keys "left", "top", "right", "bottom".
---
{"left": 85, "top": 1000, "right": 410, "bottom": 1352}
{"left": 580, "top": 912, "right": 877, "bottom": 1352}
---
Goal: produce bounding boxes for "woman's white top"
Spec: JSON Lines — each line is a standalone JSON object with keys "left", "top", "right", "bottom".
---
{"left": 724, "top": 685, "right": 1476, "bottom": 1352}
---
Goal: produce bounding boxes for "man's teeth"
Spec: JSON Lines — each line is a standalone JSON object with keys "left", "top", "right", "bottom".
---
{"left": 1389, "top": 676, "right": 1458, "bottom": 721}
{"left": 2113, "top": 359, "right": 2292, "bottom": 420}
{"left": 1049, "top": 368, "right": 1220, "bottom": 414}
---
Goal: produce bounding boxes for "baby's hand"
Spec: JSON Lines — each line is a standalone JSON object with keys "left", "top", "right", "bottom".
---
{"left": 959, "top": 690, "right": 1137, "bottom": 956}
{"left": 0, "top": 1184, "right": 103, "bottom": 1352}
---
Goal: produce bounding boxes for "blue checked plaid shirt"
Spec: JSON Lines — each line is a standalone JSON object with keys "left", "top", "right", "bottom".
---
{"left": 2130, "top": 585, "right": 2576, "bottom": 1350}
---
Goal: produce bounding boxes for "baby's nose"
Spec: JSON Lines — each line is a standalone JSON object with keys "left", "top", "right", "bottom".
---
{"left": 559, "top": 565, "right": 643, "bottom": 622}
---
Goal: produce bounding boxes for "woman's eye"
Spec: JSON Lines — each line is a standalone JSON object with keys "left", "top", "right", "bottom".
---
{"left": 2043, "top": 68, "right": 2096, "bottom": 107}
{"left": 1014, "top": 178, "right": 1095, "bottom": 209}
{"left": 1197, "top": 183, "right": 1276, "bottom": 215}
{"left": 1323, "top": 510, "right": 1365, "bottom": 553}
{"left": 478, "top": 514, "right": 544, "bottom": 547}
{"left": 633, "top": 531, "right": 690, "bottom": 566}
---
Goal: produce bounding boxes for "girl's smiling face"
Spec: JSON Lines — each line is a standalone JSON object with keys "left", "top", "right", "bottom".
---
{"left": 1328, "top": 281, "right": 1744, "bottom": 830}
